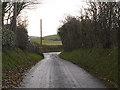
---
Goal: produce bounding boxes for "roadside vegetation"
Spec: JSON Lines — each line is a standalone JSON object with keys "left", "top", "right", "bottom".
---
{"left": 42, "top": 45, "right": 62, "bottom": 52}
{"left": 58, "top": 2, "right": 119, "bottom": 88}
{"left": 2, "top": 48, "right": 43, "bottom": 88}
{"left": 2, "top": 2, "right": 43, "bottom": 88}
{"left": 60, "top": 47, "right": 118, "bottom": 88}
{"left": 2, "top": 48, "right": 43, "bottom": 71}
{"left": 2, "top": 25, "right": 44, "bottom": 88}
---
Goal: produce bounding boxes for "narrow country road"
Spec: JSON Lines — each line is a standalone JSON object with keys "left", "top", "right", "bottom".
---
{"left": 21, "top": 52, "right": 106, "bottom": 88}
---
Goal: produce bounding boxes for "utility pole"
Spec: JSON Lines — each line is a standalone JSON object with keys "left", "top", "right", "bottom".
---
{"left": 40, "top": 19, "right": 42, "bottom": 46}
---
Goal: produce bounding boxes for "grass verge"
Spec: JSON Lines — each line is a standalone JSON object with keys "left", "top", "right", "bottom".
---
{"left": 2, "top": 48, "right": 43, "bottom": 88}
{"left": 60, "top": 47, "right": 118, "bottom": 88}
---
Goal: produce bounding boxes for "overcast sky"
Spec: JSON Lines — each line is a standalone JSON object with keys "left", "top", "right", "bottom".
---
{"left": 22, "top": 0, "right": 87, "bottom": 37}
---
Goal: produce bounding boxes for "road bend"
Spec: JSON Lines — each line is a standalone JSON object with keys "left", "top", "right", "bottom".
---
{"left": 21, "top": 52, "right": 106, "bottom": 88}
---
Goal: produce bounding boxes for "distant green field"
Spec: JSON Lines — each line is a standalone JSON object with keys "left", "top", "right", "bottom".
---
{"left": 29, "top": 35, "right": 62, "bottom": 45}
{"left": 43, "top": 34, "right": 61, "bottom": 41}
{"left": 42, "top": 40, "right": 62, "bottom": 45}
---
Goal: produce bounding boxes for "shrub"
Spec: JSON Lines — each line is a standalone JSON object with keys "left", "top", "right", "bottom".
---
{"left": 16, "top": 25, "right": 28, "bottom": 50}
{"left": 26, "top": 41, "right": 42, "bottom": 54}
{"left": 2, "top": 28, "right": 16, "bottom": 49}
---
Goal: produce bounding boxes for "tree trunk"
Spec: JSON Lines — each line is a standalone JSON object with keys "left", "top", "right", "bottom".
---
{"left": 10, "top": 3, "right": 17, "bottom": 34}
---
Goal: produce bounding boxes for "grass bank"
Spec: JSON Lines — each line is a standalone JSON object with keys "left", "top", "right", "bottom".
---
{"left": 60, "top": 47, "right": 118, "bottom": 88}
{"left": 2, "top": 48, "right": 43, "bottom": 88}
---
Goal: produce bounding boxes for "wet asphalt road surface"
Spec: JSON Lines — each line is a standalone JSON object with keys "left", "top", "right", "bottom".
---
{"left": 21, "top": 52, "right": 106, "bottom": 88}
